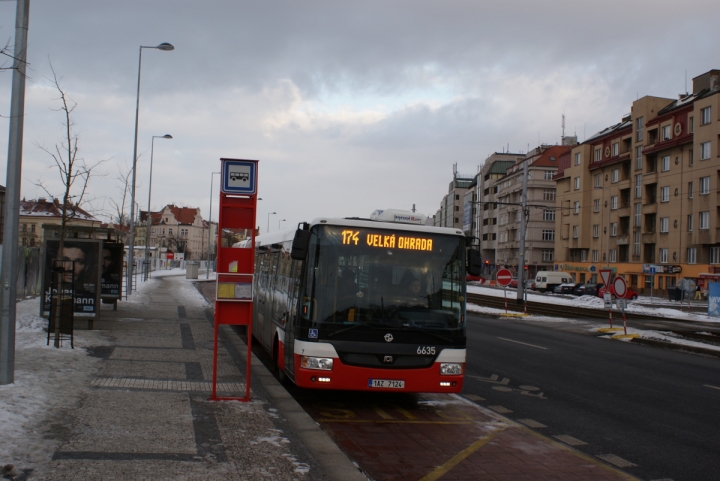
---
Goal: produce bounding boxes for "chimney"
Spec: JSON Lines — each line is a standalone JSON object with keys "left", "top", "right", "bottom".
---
{"left": 692, "top": 69, "right": 720, "bottom": 94}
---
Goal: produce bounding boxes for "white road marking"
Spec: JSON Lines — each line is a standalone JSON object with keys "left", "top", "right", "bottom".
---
{"left": 488, "top": 405, "right": 513, "bottom": 414}
{"left": 464, "top": 394, "right": 485, "bottom": 401}
{"left": 497, "top": 337, "right": 548, "bottom": 350}
{"left": 596, "top": 454, "right": 637, "bottom": 468}
{"left": 704, "top": 384, "right": 720, "bottom": 391}
{"left": 517, "top": 418, "right": 546, "bottom": 428}
{"left": 553, "top": 434, "right": 587, "bottom": 446}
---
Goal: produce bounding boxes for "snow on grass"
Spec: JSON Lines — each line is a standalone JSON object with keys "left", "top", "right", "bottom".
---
{"left": 467, "top": 284, "right": 719, "bottom": 323}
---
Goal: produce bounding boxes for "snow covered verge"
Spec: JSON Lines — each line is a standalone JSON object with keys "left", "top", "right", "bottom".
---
{"left": 467, "top": 283, "right": 720, "bottom": 324}
{"left": 467, "top": 291, "right": 720, "bottom": 354}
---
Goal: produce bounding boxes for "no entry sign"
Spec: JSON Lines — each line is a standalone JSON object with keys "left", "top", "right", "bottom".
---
{"left": 497, "top": 269, "right": 513, "bottom": 287}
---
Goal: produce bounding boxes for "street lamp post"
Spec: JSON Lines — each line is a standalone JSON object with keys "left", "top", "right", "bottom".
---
{"left": 279, "top": 219, "right": 286, "bottom": 230}
{"left": 127, "top": 42, "right": 174, "bottom": 297}
{"left": 267, "top": 212, "right": 276, "bottom": 234}
{"left": 206, "top": 171, "right": 220, "bottom": 279}
{"left": 143, "top": 134, "right": 173, "bottom": 280}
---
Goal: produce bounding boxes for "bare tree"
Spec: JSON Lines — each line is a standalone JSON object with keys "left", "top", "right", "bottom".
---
{"left": 33, "top": 63, "right": 108, "bottom": 345}
{"left": 34, "top": 62, "right": 108, "bottom": 242}
{"left": 108, "top": 162, "right": 133, "bottom": 226}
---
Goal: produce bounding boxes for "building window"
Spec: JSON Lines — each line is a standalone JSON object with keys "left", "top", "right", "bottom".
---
{"left": 662, "top": 156, "right": 670, "bottom": 171}
{"left": 595, "top": 148, "right": 602, "bottom": 162}
{"left": 612, "top": 169, "right": 619, "bottom": 183}
{"left": 593, "top": 225, "right": 600, "bottom": 238}
{"left": 544, "top": 170, "right": 554, "bottom": 180}
{"left": 574, "top": 202, "right": 580, "bottom": 214}
{"left": 543, "top": 190, "right": 555, "bottom": 201}
{"left": 701, "top": 141, "right": 711, "bottom": 160}
{"left": 635, "top": 174, "right": 642, "bottom": 199}
{"left": 660, "top": 217, "right": 669, "bottom": 233}
{"left": 662, "top": 125, "right": 671, "bottom": 141}
{"left": 688, "top": 214, "right": 693, "bottom": 232}
{"left": 700, "top": 211, "right": 710, "bottom": 229}
{"left": 574, "top": 177, "right": 580, "bottom": 190}
{"left": 633, "top": 231, "right": 641, "bottom": 257}
{"left": 612, "top": 143, "right": 619, "bottom": 156}
{"left": 573, "top": 226, "right": 579, "bottom": 238}
{"left": 594, "top": 199, "right": 601, "bottom": 212}
{"left": 661, "top": 186, "right": 670, "bottom": 202}
{"left": 575, "top": 153, "right": 581, "bottom": 165}
{"left": 634, "top": 203, "right": 642, "bottom": 227}
{"left": 542, "top": 230, "right": 555, "bottom": 241}
{"left": 543, "top": 210, "right": 555, "bottom": 221}
{"left": 711, "top": 247, "right": 720, "bottom": 264}
{"left": 690, "top": 116, "right": 694, "bottom": 133}
{"left": 688, "top": 181, "right": 694, "bottom": 199}
{"left": 542, "top": 250, "right": 554, "bottom": 261}
{"left": 635, "top": 146, "right": 643, "bottom": 170}
{"left": 592, "top": 250, "right": 599, "bottom": 262}
{"left": 689, "top": 148, "right": 694, "bottom": 166}
{"left": 701, "top": 106, "right": 712, "bottom": 125}
{"left": 687, "top": 247, "right": 697, "bottom": 264}
{"left": 660, "top": 248, "right": 668, "bottom": 263}
{"left": 701, "top": 176, "right": 710, "bottom": 194}
{"left": 594, "top": 174, "right": 602, "bottom": 188}
{"left": 610, "top": 223, "right": 617, "bottom": 236}
{"left": 609, "top": 249, "right": 617, "bottom": 262}
{"left": 610, "top": 196, "right": 618, "bottom": 210}
{"left": 580, "top": 250, "right": 587, "bottom": 262}
{"left": 636, "top": 116, "right": 644, "bottom": 141}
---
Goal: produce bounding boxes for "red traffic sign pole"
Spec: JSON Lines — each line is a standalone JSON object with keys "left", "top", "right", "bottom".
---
{"left": 496, "top": 268, "right": 512, "bottom": 315}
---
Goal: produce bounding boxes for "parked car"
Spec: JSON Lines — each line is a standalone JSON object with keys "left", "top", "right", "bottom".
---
{"left": 534, "top": 271, "right": 573, "bottom": 293}
{"left": 598, "top": 285, "right": 639, "bottom": 300}
{"left": 553, "top": 283, "right": 577, "bottom": 294}
{"left": 510, "top": 277, "right": 519, "bottom": 288}
{"left": 575, "top": 283, "right": 603, "bottom": 296}
{"left": 466, "top": 274, "right": 486, "bottom": 284}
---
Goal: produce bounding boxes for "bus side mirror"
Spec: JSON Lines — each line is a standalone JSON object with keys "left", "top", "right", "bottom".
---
{"left": 467, "top": 249, "right": 482, "bottom": 276}
{"left": 291, "top": 229, "right": 311, "bottom": 260}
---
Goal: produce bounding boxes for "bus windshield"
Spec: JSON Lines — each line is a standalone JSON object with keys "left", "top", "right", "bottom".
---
{"left": 299, "top": 225, "right": 465, "bottom": 336}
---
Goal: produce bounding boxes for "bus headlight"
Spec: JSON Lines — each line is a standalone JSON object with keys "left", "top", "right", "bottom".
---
{"left": 440, "top": 363, "right": 463, "bottom": 375}
{"left": 300, "top": 356, "right": 334, "bottom": 371}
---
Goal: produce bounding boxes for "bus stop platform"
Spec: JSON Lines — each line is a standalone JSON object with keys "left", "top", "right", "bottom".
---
{"left": 4, "top": 272, "right": 637, "bottom": 480}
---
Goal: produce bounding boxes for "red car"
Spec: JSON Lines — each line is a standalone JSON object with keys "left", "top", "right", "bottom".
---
{"left": 597, "top": 285, "right": 639, "bottom": 300}
{"left": 466, "top": 274, "right": 486, "bottom": 284}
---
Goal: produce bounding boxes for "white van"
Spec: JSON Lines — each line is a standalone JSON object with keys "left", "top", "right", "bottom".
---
{"left": 534, "top": 271, "right": 573, "bottom": 293}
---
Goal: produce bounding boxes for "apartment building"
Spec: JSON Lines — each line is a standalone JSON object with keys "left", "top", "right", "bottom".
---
{"left": 139, "top": 204, "right": 210, "bottom": 260}
{"left": 496, "top": 144, "right": 571, "bottom": 277}
{"left": 433, "top": 168, "right": 474, "bottom": 230}
{"left": 19, "top": 198, "right": 101, "bottom": 246}
{"left": 554, "top": 69, "right": 720, "bottom": 292}
{"left": 474, "top": 153, "right": 523, "bottom": 270}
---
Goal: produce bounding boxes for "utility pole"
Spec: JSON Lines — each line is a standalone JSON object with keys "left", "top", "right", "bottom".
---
{"left": 516, "top": 160, "right": 528, "bottom": 303}
{"left": 1, "top": 0, "right": 30, "bottom": 385}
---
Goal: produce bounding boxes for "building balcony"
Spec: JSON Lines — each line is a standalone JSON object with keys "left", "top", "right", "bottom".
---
{"left": 642, "top": 233, "right": 656, "bottom": 244}
{"left": 699, "top": 229, "right": 712, "bottom": 245}
{"left": 642, "top": 203, "right": 657, "bottom": 214}
{"left": 615, "top": 235, "right": 629, "bottom": 245}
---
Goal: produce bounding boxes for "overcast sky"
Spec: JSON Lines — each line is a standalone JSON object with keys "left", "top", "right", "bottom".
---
{"left": 1, "top": 0, "right": 719, "bottom": 233}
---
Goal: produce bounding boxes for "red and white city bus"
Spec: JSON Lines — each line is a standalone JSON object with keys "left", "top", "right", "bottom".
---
{"left": 250, "top": 209, "right": 482, "bottom": 393}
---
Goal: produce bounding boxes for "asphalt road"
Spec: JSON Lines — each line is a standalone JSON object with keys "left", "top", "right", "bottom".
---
{"left": 464, "top": 312, "right": 720, "bottom": 481}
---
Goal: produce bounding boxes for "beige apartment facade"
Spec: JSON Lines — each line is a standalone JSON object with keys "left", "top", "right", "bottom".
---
{"left": 138, "top": 204, "right": 212, "bottom": 260}
{"left": 555, "top": 69, "right": 720, "bottom": 292}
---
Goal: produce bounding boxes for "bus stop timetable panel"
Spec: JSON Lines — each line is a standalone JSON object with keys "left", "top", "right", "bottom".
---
{"left": 221, "top": 159, "right": 258, "bottom": 195}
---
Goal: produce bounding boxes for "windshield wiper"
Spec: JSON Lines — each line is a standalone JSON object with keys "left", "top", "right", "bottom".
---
{"left": 399, "top": 324, "right": 454, "bottom": 343}
{"left": 327, "top": 322, "right": 387, "bottom": 338}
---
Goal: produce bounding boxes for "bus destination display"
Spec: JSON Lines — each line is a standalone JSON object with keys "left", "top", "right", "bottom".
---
{"left": 341, "top": 229, "right": 433, "bottom": 251}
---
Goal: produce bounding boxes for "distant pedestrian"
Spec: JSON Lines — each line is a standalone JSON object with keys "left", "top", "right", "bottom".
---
{"left": 694, "top": 284, "right": 702, "bottom": 300}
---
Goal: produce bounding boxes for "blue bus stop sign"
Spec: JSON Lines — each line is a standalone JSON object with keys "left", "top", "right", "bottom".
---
{"left": 221, "top": 159, "right": 258, "bottom": 195}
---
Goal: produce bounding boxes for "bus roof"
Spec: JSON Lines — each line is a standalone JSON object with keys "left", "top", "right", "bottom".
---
{"left": 255, "top": 216, "right": 464, "bottom": 248}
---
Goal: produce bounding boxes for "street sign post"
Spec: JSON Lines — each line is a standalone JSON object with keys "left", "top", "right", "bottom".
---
{"left": 612, "top": 276, "right": 629, "bottom": 335}
{"left": 599, "top": 269, "right": 613, "bottom": 327}
{"left": 496, "top": 269, "right": 512, "bottom": 314}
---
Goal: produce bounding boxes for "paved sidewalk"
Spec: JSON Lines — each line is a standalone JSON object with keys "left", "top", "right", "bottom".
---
{"left": 25, "top": 273, "right": 364, "bottom": 481}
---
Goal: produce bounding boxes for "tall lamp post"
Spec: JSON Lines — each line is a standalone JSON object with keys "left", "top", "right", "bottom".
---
{"left": 206, "top": 171, "right": 220, "bottom": 279}
{"left": 267, "top": 212, "right": 276, "bottom": 234}
{"left": 143, "top": 134, "right": 173, "bottom": 280}
{"left": 279, "top": 219, "right": 286, "bottom": 230}
{"left": 127, "top": 42, "right": 174, "bottom": 297}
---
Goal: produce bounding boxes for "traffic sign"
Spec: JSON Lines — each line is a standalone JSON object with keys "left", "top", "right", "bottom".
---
{"left": 599, "top": 269, "right": 612, "bottom": 286}
{"left": 613, "top": 276, "right": 628, "bottom": 298}
{"left": 221, "top": 158, "right": 258, "bottom": 195}
{"left": 496, "top": 269, "right": 513, "bottom": 287}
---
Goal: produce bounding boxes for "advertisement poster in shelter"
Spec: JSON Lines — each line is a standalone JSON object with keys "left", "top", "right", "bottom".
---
{"left": 42, "top": 239, "right": 101, "bottom": 316}
{"left": 101, "top": 242, "right": 123, "bottom": 299}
